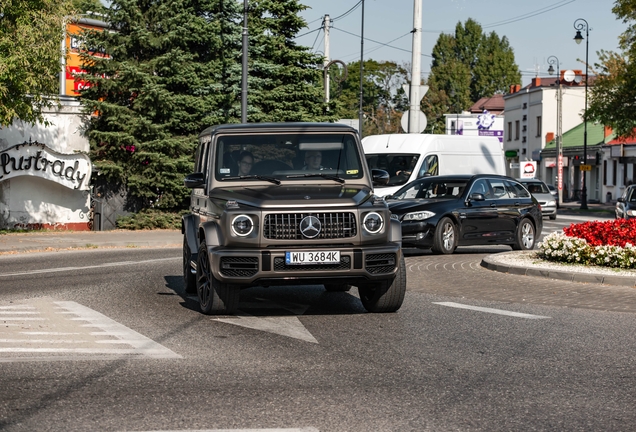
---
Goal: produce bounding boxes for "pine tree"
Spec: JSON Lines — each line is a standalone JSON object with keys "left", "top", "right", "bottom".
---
{"left": 245, "top": 0, "right": 336, "bottom": 122}
{"left": 80, "top": 0, "right": 243, "bottom": 210}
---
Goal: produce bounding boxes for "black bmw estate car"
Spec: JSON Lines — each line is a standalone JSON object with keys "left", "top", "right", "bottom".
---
{"left": 386, "top": 174, "right": 543, "bottom": 254}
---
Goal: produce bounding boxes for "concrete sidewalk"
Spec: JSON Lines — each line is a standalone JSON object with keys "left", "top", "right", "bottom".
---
{"left": 0, "top": 229, "right": 182, "bottom": 254}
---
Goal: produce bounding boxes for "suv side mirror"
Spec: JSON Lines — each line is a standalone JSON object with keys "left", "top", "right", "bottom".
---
{"left": 372, "top": 169, "right": 390, "bottom": 186}
{"left": 617, "top": 197, "right": 626, "bottom": 203}
{"left": 184, "top": 172, "right": 205, "bottom": 188}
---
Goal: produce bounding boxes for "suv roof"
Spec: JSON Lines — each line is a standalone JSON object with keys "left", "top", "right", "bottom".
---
{"left": 199, "top": 122, "right": 358, "bottom": 138}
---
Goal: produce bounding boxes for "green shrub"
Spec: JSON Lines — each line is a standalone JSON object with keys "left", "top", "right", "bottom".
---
{"left": 116, "top": 209, "right": 188, "bottom": 230}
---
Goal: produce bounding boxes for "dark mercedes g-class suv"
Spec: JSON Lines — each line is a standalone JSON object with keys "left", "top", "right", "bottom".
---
{"left": 182, "top": 123, "right": 405, "bottom": 315}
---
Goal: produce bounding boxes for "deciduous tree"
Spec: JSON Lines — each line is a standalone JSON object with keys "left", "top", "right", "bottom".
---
{"left": 423, "top": 19, "right": 520, "bottom": 134}
{"left": 587, "top": 0, "right": 636, "bottom": 139}
{"left": 0, "top": 0, "right": 74, "bottom": 126}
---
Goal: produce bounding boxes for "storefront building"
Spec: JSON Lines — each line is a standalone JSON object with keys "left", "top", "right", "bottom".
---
{"left": 0, "top": 16, "right": 107, "bottom": 230}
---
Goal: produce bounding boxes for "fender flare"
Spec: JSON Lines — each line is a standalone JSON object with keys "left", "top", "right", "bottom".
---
{"left": 182, "top": 214, "right": 199, "bottom": 260}
{"left": 389, "top": 218, "right": 402, "bottom": 244}
{"left": 199, "top": 220, "right": 222, "bottom": 249}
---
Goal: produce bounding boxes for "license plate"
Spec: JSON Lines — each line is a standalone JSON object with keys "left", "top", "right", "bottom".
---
{"left": 285, "top": 250, "right": 340, "bottom": 265}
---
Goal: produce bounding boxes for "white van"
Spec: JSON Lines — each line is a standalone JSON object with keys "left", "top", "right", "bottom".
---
{"left": 362, "top": 134, "right": 506, "bottom": 197}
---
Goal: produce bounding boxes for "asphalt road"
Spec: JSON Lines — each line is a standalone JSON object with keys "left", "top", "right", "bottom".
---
{"left": 1, "top": 221, "right": 636, "bottom": 432}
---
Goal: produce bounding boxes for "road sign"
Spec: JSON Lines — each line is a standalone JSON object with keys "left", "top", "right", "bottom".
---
{"left": 509, "top": 163, "right": 520, "bottom": 169}
{"left": 400, "top": 110, "right": 427, "bottom": 133}
{"left": 520, "top": 161, "right": 537, "bottom": 178}
{"left": 580, "top": 164, "right": 592, "bottom": 171}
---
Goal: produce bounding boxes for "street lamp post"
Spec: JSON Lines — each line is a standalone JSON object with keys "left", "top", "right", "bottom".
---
{"left": 547, "top": 55, "right": 563, "bottom": 206}
{"left": 574, "top": 18, "right": 589, "bottom": 209}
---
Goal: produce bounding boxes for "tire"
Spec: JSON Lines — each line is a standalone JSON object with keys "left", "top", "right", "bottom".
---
{"left": 196, "top": 239, "right": 239, "bottom": 315}
{"left": 358, "top": 256, "right": 406, "bottom": 313}
{"left": 324, "top": 284, "right": 351, "bottom": 292}
{"left": 431, "top": 217, "right": 457, "bottom": 255}
{"left": 512, "top": 218, "right": 535, "bottom": 250}
{"left": 183, "top": 237, "right": 197, "bottom": 294}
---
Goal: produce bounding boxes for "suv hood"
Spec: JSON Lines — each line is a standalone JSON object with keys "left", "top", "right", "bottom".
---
{"left": 214, "top": 185, "right": 374, "bottom": 209}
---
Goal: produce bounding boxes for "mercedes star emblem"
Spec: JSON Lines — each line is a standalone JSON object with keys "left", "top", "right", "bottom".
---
{"left": 299, "top": 215, "right": 321, "bottom": 238}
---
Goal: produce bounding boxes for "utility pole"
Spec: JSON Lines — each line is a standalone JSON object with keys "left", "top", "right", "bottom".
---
{"left": 358, "top": 0, "right": 365, "bottom": 138}
{"left": 408, "top": 0, "right": 422, "bottom": 133}
{"left": 323, "top": 15, "right": 331, "bottom": 105}
{"left": 241, "top": 0, "right": 248, "bottom": 123}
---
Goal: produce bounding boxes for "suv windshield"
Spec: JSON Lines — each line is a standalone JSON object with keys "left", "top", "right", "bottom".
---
{"left": 214, "top": 133, "right": 364, "bottom": 181}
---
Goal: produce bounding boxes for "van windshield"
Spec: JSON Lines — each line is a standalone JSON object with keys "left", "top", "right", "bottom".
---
{"left": 365, "top": 154, "right": 420, "bottom": 187}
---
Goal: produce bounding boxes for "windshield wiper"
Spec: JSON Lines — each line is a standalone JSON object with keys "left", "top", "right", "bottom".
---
{"left": 223, "top": 175, "right": 280, "bottom": 185}
{"left": 286, "top": 173, "right": 345, "bottom": 183}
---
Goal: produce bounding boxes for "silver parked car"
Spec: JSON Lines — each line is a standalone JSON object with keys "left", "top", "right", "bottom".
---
{"left": 546, "top": 184, "right": 559, "bottom": 208}
{"left": 518, "top": 178, "right": 558, "bottom": 220}
{"left": 616, "top": 184, "right": 636, "bottom": 220}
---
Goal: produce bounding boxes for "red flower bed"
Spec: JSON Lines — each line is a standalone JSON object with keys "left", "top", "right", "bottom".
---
{"left": 563, "top": 218, "right": 636, "bottom": 247}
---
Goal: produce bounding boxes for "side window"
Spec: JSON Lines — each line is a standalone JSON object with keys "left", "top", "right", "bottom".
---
{"left": 507, "top": 180, "right": 530, "bottom": 198}
{"left": 195, "top": 140, "right": 209, "bottom": 173}
{"left": 470, "top": 179, "right": 490, "bottom": 198}
{"left": 418, "top": 155, "right": 438, "bottom": 178}
{"left": 489, "top": 179, "right": 511, "bottom": 199}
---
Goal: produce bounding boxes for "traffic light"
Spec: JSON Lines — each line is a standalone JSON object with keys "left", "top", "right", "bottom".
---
{"left": 572, "top": 155, "right": 583, "bottom": 166}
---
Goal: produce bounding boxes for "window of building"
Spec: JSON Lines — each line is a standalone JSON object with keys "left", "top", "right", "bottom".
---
{"left": 507, "top": 122, "right": 512, "bottom": 141}
{"left": 613, "top": 160, "right": 617, "bottom": 186}
{"left": 515, "top": 121, "right": 520, "bottom": 140}
{"left": 603, "top": 160, "right": 607, "bottom": 185}
{"left": 536, "top": 116, "right": 542, "bottom": 137}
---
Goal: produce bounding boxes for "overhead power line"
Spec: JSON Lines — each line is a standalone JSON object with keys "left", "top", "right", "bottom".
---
{"left": 330, "top": 1, "right": 363, "bottom": 22}
{"left": 331, "top": 26, "right": 433, "bottom": 58}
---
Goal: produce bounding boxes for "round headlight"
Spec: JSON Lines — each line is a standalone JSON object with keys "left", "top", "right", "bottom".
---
{"left": 363, "top": 212, "right": 384, "bottom": 234}
{"left": 231, "top": 215, "right": 254, "bottom": 236}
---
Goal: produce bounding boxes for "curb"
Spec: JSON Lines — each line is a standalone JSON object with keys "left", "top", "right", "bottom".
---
{"left": 481, "top": 254, "right": 636, "bottom": 288}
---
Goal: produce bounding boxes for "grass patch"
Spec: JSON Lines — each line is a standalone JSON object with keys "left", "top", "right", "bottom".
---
{"left": 116, "top": 209, "right": 188, "bottom": 230}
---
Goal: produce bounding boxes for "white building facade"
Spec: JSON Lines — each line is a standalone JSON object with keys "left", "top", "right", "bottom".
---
{"left": 0, "top": 98, "right": 92, "bottom": 230}
{"left": 503, "top": 74, "right": 586, "bottom": 182}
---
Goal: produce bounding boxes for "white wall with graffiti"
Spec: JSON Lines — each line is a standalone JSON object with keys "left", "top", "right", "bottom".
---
{"left": 0, "top": 98, "right": 92, "bottom": 230}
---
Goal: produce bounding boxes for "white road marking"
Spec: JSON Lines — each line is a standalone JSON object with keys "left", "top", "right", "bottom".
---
{"left": 215, "top": 315, "right": 319, "bottom": 344}
{"left": 198, "top": 297, "right": 318, "bottom": 343}
{"left": 139, "top": 428, "right": 320, "bottom": 432}
{"left": 433, "top": 302, "right": 551, "bottom": 319}
{"left": 0, "top": 311, "right": 39, "bottom": 315}
{"left": 0, "top": 257, "right": 179, "bottom": 277}
{"left": 0, "top": 306, "right": 36, "bottom": 310}
{"left": 0, "top": 300, "right": 181, "bottom": 361}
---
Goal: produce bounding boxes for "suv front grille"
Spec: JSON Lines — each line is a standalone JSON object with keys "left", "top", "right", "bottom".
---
{"left": 220, "top": 257, "right": 258, "bottom": 277}
{"left": 264, "top": 213, "right": 357, "bottom": 240}
{"left": 365, "top": 253, "right": 396, "bottom": 274}
{"left": 273, "top": 255, "right": 351, "bottom": 271}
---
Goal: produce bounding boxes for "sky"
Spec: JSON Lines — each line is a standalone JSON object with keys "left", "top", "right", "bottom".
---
{"left": 294, "top": 0, "right": 626, "bottom": 86}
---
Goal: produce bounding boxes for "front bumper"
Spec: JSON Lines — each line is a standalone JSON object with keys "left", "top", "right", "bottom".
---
{"left": 399, "top": 221, "right": 435, "bottom": 247}
{"left": 540, "top": 205, "right": 557, "bottom": 217}
{"left": 207, "top": 243, "right": 402, "bottom": 286}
